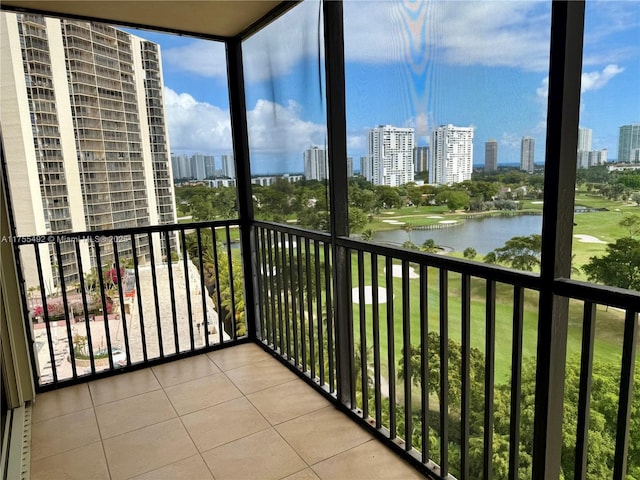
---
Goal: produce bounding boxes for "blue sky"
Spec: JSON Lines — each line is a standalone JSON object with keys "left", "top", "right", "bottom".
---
{"left": 128, "top": 0, "right": 640, "bottom": 174}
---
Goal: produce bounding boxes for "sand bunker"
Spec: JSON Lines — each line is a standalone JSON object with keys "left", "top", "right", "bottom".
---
{"left": 531, "top": 201, "right": 544, "bottom": 205}
{"left": 427, "top": 215, "right": 444, "bottom": 219}
{"left": 384, "top": 264, "right": 420, "bottom": 279}
{"left": 382, "top": 219, "right": 405, "bottom": 225}
{"left": 574, "top": 234, "right": 606, "bottom": 244}
{"left": 439, "top": 220, "right": 458, "bottom": 224}
{"left": 352, "top": 286, "right": 389, "bottom": 305}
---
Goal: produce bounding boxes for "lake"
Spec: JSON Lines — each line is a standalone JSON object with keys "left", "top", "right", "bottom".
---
{"left": 373, "top": 214, "right": 543, "bottom": 254}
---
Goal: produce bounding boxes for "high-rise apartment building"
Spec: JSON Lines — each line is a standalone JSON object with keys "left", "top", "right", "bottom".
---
{"left": 520, "top": 136, "right": 535, "bottom": 173}
{"left": 484, "top": 140, "right": 498, "bottom": 172}
{"left": 414, "top": 146, "right": 429, "bottom": 173}
{"left": 1, "top": 12, "right": 176, "bottom": 286}
{"left": 221, "top": 154, "right": 235, "bottom": 178}
{"left": 346, "top": 157, "right": 354, "bottom": 178}
{"left": 303, "top": 146, "right": 328, "bottom": 181}
{"left": 618, "top": 124, "right": 640, "bottom": 163}
{"left": 429, "top": 125, "right": 474, "bottom": 185}
{"left": 578, "top": 127, "right": 593, "bottom": 152}
{"left": 366, "top": 125, "right": 414, "bottom": 186}
{"left": 171, "top": 154, "right": 191, "bottom": 180}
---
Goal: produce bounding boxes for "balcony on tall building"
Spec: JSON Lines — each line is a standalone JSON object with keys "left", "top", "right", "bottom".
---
{"left": 1, "top": 2, "right": 639, "bottom": 480}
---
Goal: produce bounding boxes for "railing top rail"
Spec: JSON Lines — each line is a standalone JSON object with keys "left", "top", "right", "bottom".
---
{"left": 253, "top": 220, "right": 332, "bottom": 242}
{"left": 337, "top": 236, "right": 542, "bottom": 290}
{"left": 554, "top": 278, "right": 640, "bottom": 311}
{"left": 11, "top": 219, "right": 240, "bottom": 244}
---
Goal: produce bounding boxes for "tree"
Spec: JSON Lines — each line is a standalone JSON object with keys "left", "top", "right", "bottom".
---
{"left": 402, "top": 240, "right": 418, "bottom": 250}
{"left": 420, "top": 239, "right": 438, "bottom": 253}
{"left": 463, "top": 247, "right": 477, "bottom": 259}
{"left": 484, "top": 251, "right": 497, "bottom": 264}
{"left": 403, "top": 223, "right": 414, "bottom": 243}
{"left": 493, "top": 234, "right": 542, "bottom": 271}
{"left": 435, "top": 189, "right": 470, "bottom": 211}
{"left": 349, "top": 207, "right": 369, "bottom": 234}
{"left": 583, "top": 237, "right": 640, "bottom": 290}
{"left": 619, "top": 214, "right": 640, "bottom": 238}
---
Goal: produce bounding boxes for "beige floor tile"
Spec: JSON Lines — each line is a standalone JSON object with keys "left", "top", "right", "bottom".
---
{"left": 89, "top": 369, "right": 161, "bottom": 406}
{"left": 207, "top": 343, "right": 271, "bottom": 371}
{"left": 282, "top": 468, "right": 321, "bottom": 480}
{"left": 312, "top": 440, "right": 424, "bottom": 479}
{"left": 276, "top": 407, "right": 371, "bottom": 465}
{"left": 182, "top": 397, "right": 270, "bottom": 452}
{"left": 247, "top": 379, "right": 330, "bottom": 425}
{"left": 32, "top": 384, "right": 93, "bottom": 423}
{"left": 224, "top": 357, "right": 298, "bottom": 394}
{"left": 103, "top": 418, "right": 197, "bottom": 480}
{"left": 131, "top": 455, "right": 214, "bottom": 480}
{"left": 95, "top": 389, "right": 176, "bottom": 439}
{"left": 31, "top": 408, "right": 100, "bottom": 461}
{"left": 202, "top": 428, "right": 306, "bottom": 480}
{"left": 31, "top": 441, "right": 109, "bottom": 480}
{"left": 164, "top": 373, "right": 242, "bottom": 415}
{"left": 152, "top": 354, "right": 220, "bottom": 387}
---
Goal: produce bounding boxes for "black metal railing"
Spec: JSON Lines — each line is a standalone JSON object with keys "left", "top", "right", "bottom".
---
{"left": 253, "top": 221, "right": 639, "bottom": 480}
{"left": 15, "top": 220, "right": 246, "bottom": 390}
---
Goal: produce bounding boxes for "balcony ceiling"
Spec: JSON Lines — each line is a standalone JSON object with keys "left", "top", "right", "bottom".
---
{"left": 1, "top": 0, "right": 291, "bottom": 38}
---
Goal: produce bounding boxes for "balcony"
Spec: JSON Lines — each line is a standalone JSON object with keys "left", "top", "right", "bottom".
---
{"left": 30, "top": 343, "right": 422, "bottom": 480}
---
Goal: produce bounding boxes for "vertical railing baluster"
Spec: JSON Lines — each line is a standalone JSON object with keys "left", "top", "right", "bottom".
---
{"left": 315, "top": 240, "right": 325, "bottom": 386}
{"left": 130, "top": 234, "right": 147, "bottom": 362}
{"left": 324, "top": 242, "right": 335, "bottom": 392}
{"left": 439, "top": 269, "right": 449, "bottom": 476}
{"left": 180, "top": 229, "right": 195, "bottom": 351}
{"left": 53, "top": 238, "right": 77, "bottom": 379}
{"left": 372, "top": 253, "right": 382, "bottom": 428}
{"left": 112, "top": 238, "right": 131, "bottom": 366}
{"left": 305, "top": 237, "right": 316, "bottom": 380}
{"left": 281, "top": 232, "right": 292, "bottom": 359}
{"left": 297, "top": 238, "right": 307, "bottom": 371}
{"left": 164, "top": 231, "right": 179, "bottom": 354}
{"left": 574, "top": 301, "right": 596, "bottom": 480}
{"left": 196, "top": 229, "right": 209, "bottom": 348}
{"left": 74, "top": 240, "right": 95, "bottom": 374}
{"left": 266, "top": 230, "right": 278, "bottom": 348}
{"left": 258, "top": 227, "right": 270, "bottom": 344}
{"left": 420, "top": 264, "right": 429, "bottom": 463}
{"left": 289, "top": 234, "right": 299, "bottom": 365}
{"left": 147, "top": 232, "right": 163, "bottom": 358}
{"left": 484, "top": 279, "right": 496, "bottom": 480}
{"left": 402, "top": 260, "right": 411, "bottom": 451}
{"left": 273, "top": 231, "right": 284, "bottom": 353}
{"left": 34, "top": 244, "right": 58, "bottom": 384}
{"left": 94, "top": 241, "right": 114, "bottom": 370}
{"left": 613, "top": 309, "right": 638, "bottom": 480}
{"left": 357, "top": 250, "right": 368, "bottom": 417}
{"left": 225, "top": 225, "right": 237, "bottom": 340}
{"left": 509, "top": 286, "right": 524, "bottom": 480}
{"left": 386, "top": 256, "right": 396, "bottom": 439}
{"left": 461, "top": 274, "right": 471, "bottom": 477}
{"left": 211, "top": 227, "right": 224, "bottom": 345}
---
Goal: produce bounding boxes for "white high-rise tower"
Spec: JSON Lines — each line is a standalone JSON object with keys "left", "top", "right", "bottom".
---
{"left": 429, "top": 125, "right": 474, "bottom": 185}
{"left": 366, "top": 125, "right": 414, "bottom": 186}
{"left": 1, "top": 12, "right": 176, "bottom": 287}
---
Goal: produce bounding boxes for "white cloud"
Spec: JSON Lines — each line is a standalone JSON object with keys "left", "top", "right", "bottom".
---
{"left": 162, "top": 41, "right": 227, "bottom": 79}
{"left": 581, "top": 64, "right": 624, "bottom": 93}
{"left": 163, "top": 1, "right": 554, "bottom": 83}
{"left": 164, "top": 87, "right": 232, "bottom": 152}
{"left": 247, "top": 99, "right": 326, "bottom": 153}
{"left": 164, "top": 88, "right": 325, "bottom": 156}
{"left": 343, "top": 1, "right": 551, "bottom": 72}
{"left": 536, "top": 64, "right": 625, "bottom": 101}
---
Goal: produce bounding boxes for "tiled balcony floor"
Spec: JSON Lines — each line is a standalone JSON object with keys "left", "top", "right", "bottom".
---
{"left": 30, "top": 343, "right": 423, "bottom": 480}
